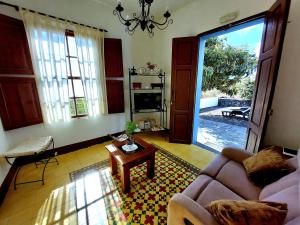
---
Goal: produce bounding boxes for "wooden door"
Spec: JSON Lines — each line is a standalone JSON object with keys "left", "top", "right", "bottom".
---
{"left": 0, "top": 77, "right": 43, "bottom": 130}
{"left": 246, "top": 0, "right": 291, "bottom": 152}
{"left": 170, "top": 37, "right": 199, "bottom": 143}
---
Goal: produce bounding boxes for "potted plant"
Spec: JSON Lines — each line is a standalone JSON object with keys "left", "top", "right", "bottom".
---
{"left": 126, "top": 121, "right": 136, "bottom": 145}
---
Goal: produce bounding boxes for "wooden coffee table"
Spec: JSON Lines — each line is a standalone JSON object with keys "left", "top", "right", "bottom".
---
{"left": 105, "top": 136, "right": 157, "bottom": 193}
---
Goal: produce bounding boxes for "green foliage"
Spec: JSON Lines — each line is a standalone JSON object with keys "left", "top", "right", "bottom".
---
{"left": 70, "top": 98, "right": 88, "bottom": 116}
{"left": 126, "top": 121, "right": 136, "bottom": 137}
{"left": 236, "top": 77, "right": 255, "bottom": 100}
{"left": 203, "top": 37, "right": 257, "bottom": 96}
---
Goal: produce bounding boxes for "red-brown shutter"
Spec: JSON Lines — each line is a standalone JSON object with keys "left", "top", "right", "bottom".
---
{"left": 0, "top": 14, "right": 33, "bottom": 75}
{"left": 0, "top": 77, "right": 43, "bottom": 130}
{"left": 104, "top": 38, "right": 125, "bottom": 114}
{"left": 104, "top": 38, "right": 124, "bottom": 77}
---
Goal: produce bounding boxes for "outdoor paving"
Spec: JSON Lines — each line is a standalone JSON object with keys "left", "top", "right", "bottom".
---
{"left": 197, "top": 107, "right": 248, "bottom": 152}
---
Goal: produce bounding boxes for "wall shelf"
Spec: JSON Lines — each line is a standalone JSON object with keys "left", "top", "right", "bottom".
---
{"left": 131, "top": 73, "right": 165, "bottom": 77}
{"left": 128, "top": 67, "right": 167, "bottom": 130}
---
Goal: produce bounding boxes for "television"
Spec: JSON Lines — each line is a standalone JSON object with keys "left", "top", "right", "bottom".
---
{"left": 134, "top": 93, "right": 162, "bottom": 111}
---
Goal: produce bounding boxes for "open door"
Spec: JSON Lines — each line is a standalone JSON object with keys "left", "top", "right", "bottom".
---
{"left": 170, "top": 37, "right": 198, "bottom": 144}
{"left": 246, "top": 0, "right": 291, "bottom": 152}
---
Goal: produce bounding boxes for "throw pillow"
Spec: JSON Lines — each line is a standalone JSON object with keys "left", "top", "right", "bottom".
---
{"left": 206, "top": 200, "right": 288, "bottom": 225}
{"left": 243, "top": 146, "right": 294, "bottom": 186}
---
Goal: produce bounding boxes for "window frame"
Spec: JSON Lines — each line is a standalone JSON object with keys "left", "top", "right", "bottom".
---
{"left": 65, "top": 30, "right": 88, "bottom": 118}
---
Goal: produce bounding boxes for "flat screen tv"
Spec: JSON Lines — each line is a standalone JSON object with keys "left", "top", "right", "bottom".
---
{"left": 134, "top": 93, "right": 162, "bottom": 111}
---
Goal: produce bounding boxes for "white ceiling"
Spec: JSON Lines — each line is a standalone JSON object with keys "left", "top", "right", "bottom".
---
{"left": 92, "top": 0, "right": 196, "bottom": 16}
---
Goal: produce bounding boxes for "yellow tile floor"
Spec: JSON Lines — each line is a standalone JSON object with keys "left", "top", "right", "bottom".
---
{"left": 0, "top": 133, "right": 216, "bottom": 225}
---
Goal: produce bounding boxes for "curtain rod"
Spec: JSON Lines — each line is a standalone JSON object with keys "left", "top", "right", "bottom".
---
{"left": 0, "top": 1, "right": 108, "bottom": 33}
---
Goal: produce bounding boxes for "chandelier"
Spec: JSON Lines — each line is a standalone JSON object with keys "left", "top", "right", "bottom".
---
{"left": 113, "top": 0, "right": 173, "bottom": 37}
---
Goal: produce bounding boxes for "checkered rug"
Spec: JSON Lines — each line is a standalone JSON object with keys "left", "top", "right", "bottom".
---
{"left": 70, "top": 146, "right": 200, "bottom": 225}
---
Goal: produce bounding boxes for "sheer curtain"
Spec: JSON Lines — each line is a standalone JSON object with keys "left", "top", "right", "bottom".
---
{"left": 73, "top": 26, "right": 107, "bottom": 116}
{"left": 20, "top": 10, "right": 71, "bottom": 124}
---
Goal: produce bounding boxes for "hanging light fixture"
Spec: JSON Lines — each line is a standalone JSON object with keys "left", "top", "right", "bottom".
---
{"left": 113, "top": 0, "right": 173, "bottom": 37}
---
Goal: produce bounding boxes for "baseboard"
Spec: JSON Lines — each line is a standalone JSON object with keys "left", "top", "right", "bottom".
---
{"left": 53, "top": 131, "right": 123, "bottom": 156}
{"left": 0, "top": 131, "right": 122, "bottom": 206}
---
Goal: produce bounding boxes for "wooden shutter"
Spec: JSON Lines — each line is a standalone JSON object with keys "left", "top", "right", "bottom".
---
{"left": 246, "top": 0, "right": 291, "bottom": 152}
{"left": 104, "top": 38, "right": 125, "bottom": 114}
{"left": 106, "top": 80, "right": 124, "bottom": 114}
{"left": 170, "top": 37, "right": 199, "bottom": 143}
{"left": 0, "top": 14, "right": 33, "bottom": 75}
{"left": 104, "top": 38, "right": 124, "bottom": 77}
{"left": 0, "top": 77, "right": 43, "bottom": 130}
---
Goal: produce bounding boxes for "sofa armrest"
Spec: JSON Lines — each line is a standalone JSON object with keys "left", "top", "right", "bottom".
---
{"left": 168, "top": 193, "right": 218, "bottom": 225}
{"left": 221, "top": 147, "right": 253, "bottom": 163}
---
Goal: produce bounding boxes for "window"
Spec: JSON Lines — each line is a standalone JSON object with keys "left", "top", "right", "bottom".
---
{"left": 65, "top": 30, "right": 88, "bottom": 118}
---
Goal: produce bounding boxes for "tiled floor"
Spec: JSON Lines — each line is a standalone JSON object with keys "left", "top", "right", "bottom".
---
{"left": 0, "top": 133, "right": 216, "bottom": 225}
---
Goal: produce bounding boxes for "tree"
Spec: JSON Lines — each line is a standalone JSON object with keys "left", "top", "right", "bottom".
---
{"left": 202, "top": 37, "right": 257, "bottom": 96}
{"left": 236, "top": 77, "right": 255, "bottom": 100}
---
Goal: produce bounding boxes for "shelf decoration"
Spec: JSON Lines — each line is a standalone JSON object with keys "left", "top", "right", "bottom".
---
{"left": 146, "top": 62, "right": 160, "bottom": 75}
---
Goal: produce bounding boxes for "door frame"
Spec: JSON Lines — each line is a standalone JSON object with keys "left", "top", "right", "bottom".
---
{"left": 192, "top": 12, "right": 268, "bottom": 149}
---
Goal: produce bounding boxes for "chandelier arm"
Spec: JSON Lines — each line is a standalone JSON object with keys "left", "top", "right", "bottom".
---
{"left": 113, "top": 10, "right": 128, "bottom": 23}
{"left": 146, "top": 25, "right": 154, "bottom": 38}
{"left": 114, "top": 9, "right": 140, "bottom": 24}
{"left": 149, "top": 17, "right": 169, "bottom": 26}
{"left": 113, "top": 11, "right": 128, "bottom": 25}
{"left": 127, "top": 20, "right": 140, "bottom": 32}
{"left": 152, "top": 19, "right": 174, "bottom": 30}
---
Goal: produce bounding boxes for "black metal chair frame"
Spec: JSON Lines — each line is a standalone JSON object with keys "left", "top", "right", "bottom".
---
{"left": 5, "top": 138, "right": 59, "bottom": 190}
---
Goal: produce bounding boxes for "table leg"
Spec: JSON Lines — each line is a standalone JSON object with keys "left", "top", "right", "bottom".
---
{"left": 147, "top": 154, "right": 155, "bottom": 179}
{"left": 109, "top": 154, "right": 118, "bottom": 176}
{"left": 120, "top": 165, "right": 130, "bottom": 193}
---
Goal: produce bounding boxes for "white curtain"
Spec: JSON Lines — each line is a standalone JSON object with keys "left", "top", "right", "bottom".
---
{"left": 20, "top": 10, "right": 71, "bottom": 124}
{"left": 21, "top": 10, "right": 108, "bottom": 123}
{"left": 73, "top": 26, "right": 107, "bottom": 115}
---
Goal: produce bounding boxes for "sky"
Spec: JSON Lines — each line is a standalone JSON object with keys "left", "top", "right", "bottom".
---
{"left": 219, "top": 22, "right": 264, "bottom": 57}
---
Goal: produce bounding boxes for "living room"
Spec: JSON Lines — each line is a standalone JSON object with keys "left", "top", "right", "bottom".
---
{"left": 0, "top": 0, "right": 299, "bottom": 224}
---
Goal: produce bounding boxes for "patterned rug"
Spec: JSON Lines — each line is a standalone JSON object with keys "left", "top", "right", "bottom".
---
{"left": 70, "top": 146, "right": 200, "bottom": 225}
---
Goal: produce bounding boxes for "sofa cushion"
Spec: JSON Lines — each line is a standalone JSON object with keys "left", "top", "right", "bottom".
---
{"left": 243, "top": 146, "right": 294, "bottom": 186}
{"left": 200, "top": 155, "right": 230, "bottom": 178}
{"left": 216, "top": 160, "right": 261, "bottom": 200}
{"left": 260, "top": 170, "right": 299, "bottom": 199}
{"left": 196, "top": 180, "right": 244, "bottom": 207}
{"left": 262, "top": 185, "right": 299, "bottom": 223}
{"left": 182, "top": 175, "right": 213, "bottom": 200}
{"left": 206, "top": 200, "right": 287, "bottom": 225}
{"left": 285, "top": 217, "right": 300, "bottom": 225}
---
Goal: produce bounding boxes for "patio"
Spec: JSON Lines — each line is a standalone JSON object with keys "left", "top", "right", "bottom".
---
{"left": 197, "top": 106, "right": 248, "bottom": 152}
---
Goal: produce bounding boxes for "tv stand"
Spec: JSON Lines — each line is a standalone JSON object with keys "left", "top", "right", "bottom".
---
{"left": 128, "top": 67, "right": 167, "bottom": 131}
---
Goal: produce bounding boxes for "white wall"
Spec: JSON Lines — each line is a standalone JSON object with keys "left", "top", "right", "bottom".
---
{"left": 200, "top": 97, "right": 219, "bottom": 109}
{"left": 0, "top": 0, "right": 134, "bottom": 185}
{"left": 264, "top": 0, "right": 300, "bottom": 150}
{"left": 135, "top": 0, "right": 275, "bottom": 127}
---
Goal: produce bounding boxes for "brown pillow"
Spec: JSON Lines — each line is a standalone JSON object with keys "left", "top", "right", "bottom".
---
{"left": 206, "top": 200, "right": 288, "bottom": 225}
{"left": 243, "top": 146, "right": 294, "bottom": 186}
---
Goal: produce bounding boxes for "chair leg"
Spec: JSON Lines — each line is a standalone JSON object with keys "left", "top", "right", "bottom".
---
{"left": 14, "top": 166, "right": 22, "bottom": 190}
{"left": 41, "top": 157, "right": 51, "bottom": 185}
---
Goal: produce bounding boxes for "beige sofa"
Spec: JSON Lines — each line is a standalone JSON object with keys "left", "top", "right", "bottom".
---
{"left": 168, "top": 147, "right": 300, "bottom": 225}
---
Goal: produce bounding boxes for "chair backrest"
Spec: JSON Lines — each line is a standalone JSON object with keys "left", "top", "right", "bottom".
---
{"left": 259, "top": 151, "right": 299, "bottom": 224}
